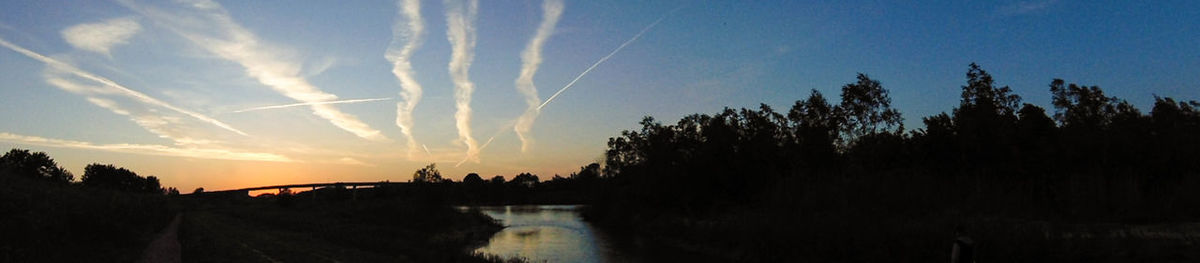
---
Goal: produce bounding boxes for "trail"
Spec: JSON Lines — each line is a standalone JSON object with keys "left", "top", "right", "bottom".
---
{"left": 138, "top": 213, "right": 182, "bottom": 263}
{"left": 455, "top": 6, "right": 681, "bottom": 167}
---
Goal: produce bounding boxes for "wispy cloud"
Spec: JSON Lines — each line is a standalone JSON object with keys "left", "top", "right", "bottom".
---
{"left": 457, "top": 6, "right": 680, "bottom": 167}
{"left": 387, "top": 0, "right": 427, "bottom": 158}
{"left": 232, "top": 97, "right": 392, "bottom": 113}
{"left": 123, "top": 0, "right": 390, "bottom": 142}
{"left": 60, "top": 17, "right": 142, "bottom": 56}
{"left": 0, "top": 132, "right": 293, "bottom": 162}
{"left": 445, "top": 0, "right": 481, "bottom": 163}
{"left": 0, "top": 37, "right": 247, "bottom": 136}
{"left": 332, "top": 157, "right": 372, "bottom": 166}
{"left": 996, "top": 0, "right": 1059, "bottom": 16}
{"left": 513, "top": 0, "right": 564, "bottom": 153}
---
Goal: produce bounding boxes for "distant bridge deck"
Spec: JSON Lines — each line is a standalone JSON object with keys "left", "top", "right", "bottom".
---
{"left": 195, "top": 181, "right": 412, "bottom": 196}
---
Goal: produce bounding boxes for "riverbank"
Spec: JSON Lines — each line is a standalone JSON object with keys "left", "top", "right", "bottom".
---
{"left": 584, "top": 207, "right": 1200, "bottom": 262}
{"left": 179, "top": 196, "right": 505, "bottom": 262}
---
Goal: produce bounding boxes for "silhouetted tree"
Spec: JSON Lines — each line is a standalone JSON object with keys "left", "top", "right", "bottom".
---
{"left": 81, "top": 163, "right": 161, "bottom": 194}
{"left": 509, "top": 173, "right": 539, "bottom": 188}
{"left": 489, "top": 175, "right": 505, "bottom": 184}
{"left": 0, "top": 149, "right": 73, "bottom": 184}
{"left": 839, "top": 73, "right": 903, "bottom": 144}
{"left": 167, "top": 187, "right": 181, "bottom": 196}
{"left": 788, "top": 90, "right": 843, "bottom": 174}
{"left": 194, "top": 187, "right": 205, "bottom": 194}
{"left": 412, "top": 163, "right": 447, "bottom": 183}
{"left": 571, "top": 163, "right": 601, "bottom": 181}
{"left": 950, "top": 63, "right": 1022, "bottom": 171}
{"left": 462, "top": 173, "right": 483, "bottom": 184}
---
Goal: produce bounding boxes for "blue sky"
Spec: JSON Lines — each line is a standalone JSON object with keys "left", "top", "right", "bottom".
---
{"left": 1, "top": 0, "right": 1197, "bottom": 191}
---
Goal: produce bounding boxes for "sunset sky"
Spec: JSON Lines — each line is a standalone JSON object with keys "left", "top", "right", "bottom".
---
{"left": 1, "top": 0, "right": 1197, "bottom": 191}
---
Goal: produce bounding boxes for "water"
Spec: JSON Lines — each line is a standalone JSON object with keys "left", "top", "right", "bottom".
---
{"left": 462, "top": 205, "right": 632, "bottom": 262}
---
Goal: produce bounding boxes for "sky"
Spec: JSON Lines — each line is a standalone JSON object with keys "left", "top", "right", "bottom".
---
{"left": 1, "top": 0, "right": 1197, "bottom": 192}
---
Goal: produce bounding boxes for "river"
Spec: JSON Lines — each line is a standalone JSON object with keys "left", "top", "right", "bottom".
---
{"left": 461, "top": 205, "right": 639, "bottom": 262}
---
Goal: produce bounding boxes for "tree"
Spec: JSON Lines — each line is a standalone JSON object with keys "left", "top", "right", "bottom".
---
{"left": 81, "top": 163, "right": 157, "bottom": 193}
{"left": 462, "top": 173, "right": 484, "bottom": 184}
{"left": 194, "top": 187, "right": 205, "bottom": 194}
{"left": 571, "top": 163, "right": 601, "bottom": 181}
{"left": 489, "top": 175, "right": 506, "bottom": 184}
{"left": 167, "top": 187, "right": 181, "bottom": 196}
{"left": 950, "top": 63, "right": 1022, "bottom": 168}
{"left": 144, "top": 176, "right": 163, "bottom": 195}
{"left": 839, "top": 73, "right": 903, "bottom": 144}
{"left": 1049, "top": 79, "right": 1125, "bottom": 130}
{"left": 509, "top": 173, "right": 539, "bottom": 188}
{"left": 959, "top": 63, "right": 1021, "bottom": 117}
{"left": 0, "top": 149, "right": 73, "bottom": 184}
{"left": 411, "top": 163, "right": 447, "bottom": 183}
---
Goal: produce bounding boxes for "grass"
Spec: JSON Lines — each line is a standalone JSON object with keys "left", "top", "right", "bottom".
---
{"left": 0, "top": 173, "right": 174, "bottom": 262}
{"left": 179, "top": 195, "right": 506, "bottom": 262}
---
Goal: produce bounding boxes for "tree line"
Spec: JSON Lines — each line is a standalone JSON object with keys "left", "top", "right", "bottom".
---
{"left": 591, "top": 63, "right": 1200, "bottom": 220}
{"left": 0, "top": 149, "right": 180, "bottom": 195}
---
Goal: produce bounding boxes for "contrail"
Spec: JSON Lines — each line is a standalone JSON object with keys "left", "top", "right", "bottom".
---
{"left": 538, "top": 6, "right": 681, "bottom": 110}
{"left": 387, "top": 0, "right": 426, "bottom": 157}
{"left": 513, "top": 0, "right": 564, "bottom": 153}
{"left": 233, "top": 97, "right": 392, "bottom": 113}
{"left": 455, "top": 121, "right": 514, "bottom": 167}
{"left": 0, "top": 37, "right": 248, "bottom": 136}
{"left": 123, "top": 0, "right": 390, "bottom": 142}
{"left": 445, "top": 0, "right": 481, "bottom": 163}
{"left": 455, "top": 6, "right": 682, "bottom": 167}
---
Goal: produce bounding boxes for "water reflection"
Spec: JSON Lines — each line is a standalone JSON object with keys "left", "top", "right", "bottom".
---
{"left": 464, "top": 205, "right": 626, "bottom": 263}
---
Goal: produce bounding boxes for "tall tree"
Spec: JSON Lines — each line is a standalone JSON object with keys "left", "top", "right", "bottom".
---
{"left": 839, "top": 73, "right": 903, "bottom": 144}
{"left": 411, "top": 163, "right": 446, "bottom": 183}
{"left": 0, "top": 149, "right": 73, "bottom": 184}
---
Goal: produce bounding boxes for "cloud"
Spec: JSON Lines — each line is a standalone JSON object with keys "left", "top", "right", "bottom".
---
{"left": 123, "top": 0, "right": 390, "bottom": 142}
{"left": 332, "top": 157, "right": 372, "bottom": 166}
{"left": 444, "top": 0, "right": 481, "bottom": 163}
{"left": 0, "top": 37, "right": 247, "bottom": 136}
{"left": 232, "top": 97, "right": 392, "bottom": 113}
{"left": 0, "top": 132, "right": 293, "bottom": 162}
{"left": 513, "top": 0, "right": 564, "bottom": 153}
{"left": 386, "top": 0, "right": 427, "bottom": 158}
{"left": 457, "top": 5, "right": 680, "bottom": 167}
{"left": 996, "top": 0, "right": 1059, "bottom": 16}
{"left": 61, "top": 17, "right": 142, "bottom": 56}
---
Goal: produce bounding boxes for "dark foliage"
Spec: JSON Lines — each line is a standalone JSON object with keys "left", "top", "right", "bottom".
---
{"left": 81, "top": 163, "right": 164, "bottom": 194}
{"left": 0, "top": 149, "right": 73, "bottom": 184}
{"left": 0, "top": 157, "right": 172, "bottom": 262}
{"left": 583, "top": 63, "right": 1200, "bottom": 261}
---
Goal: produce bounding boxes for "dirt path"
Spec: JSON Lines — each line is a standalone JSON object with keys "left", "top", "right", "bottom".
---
{"left": 139, "top": 213, "right": 183, "bottom": 263}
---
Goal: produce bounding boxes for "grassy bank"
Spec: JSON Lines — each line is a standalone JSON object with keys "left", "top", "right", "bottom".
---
{"left": 0, "top": 172, "right": 174, "bottom": 262}
{"left": 180, "top": 194, "right": 505, "bottom": 262}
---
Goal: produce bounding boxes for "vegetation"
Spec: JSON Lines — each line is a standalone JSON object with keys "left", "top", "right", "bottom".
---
{"left": 0, "top": 150, "right": 173, "bottom": 262}
{"left": 5, "top": 63, "right": 1198, "bottom": 261}
{"left": 182, "top": 194, "right": 502, "bottom": 262}
{"left": 584, "top": 63, "right": 1200, "bottom": 261}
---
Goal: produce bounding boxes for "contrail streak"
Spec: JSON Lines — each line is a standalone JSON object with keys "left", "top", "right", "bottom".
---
{"left": 455, "top": 121, "right": 513, "bottom": 167}
{"left": 538, "top": 7, "right": 681, "bottom": 111}
{"left": 455, "top": 6, "right": 682, "bottom": 167}
{"left": 513, "top": 0, "right": 564, "bottom": 153}
{"left": 445, "top": 0, "right": 481, "bottom": 163}
{"left": 0, "top": 37, "right": 248, "bottom": 136}
{"left": 123, "top": 0, "right": 390, "bottom": 142}
{"left": 233, "top": 97, "right": 392, "bottom": 113}
{"left": 387, "top": 0, "right": 426, "bottom": 157}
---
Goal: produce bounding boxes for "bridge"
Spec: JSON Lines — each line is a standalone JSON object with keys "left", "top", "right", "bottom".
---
{"left": 192, "top": 181, "right": 413, "bottom": 200}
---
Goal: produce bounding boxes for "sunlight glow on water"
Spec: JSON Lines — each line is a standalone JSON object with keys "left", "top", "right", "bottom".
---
{"left": 467, "top": 205, "right": 626, "bottom": 263}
